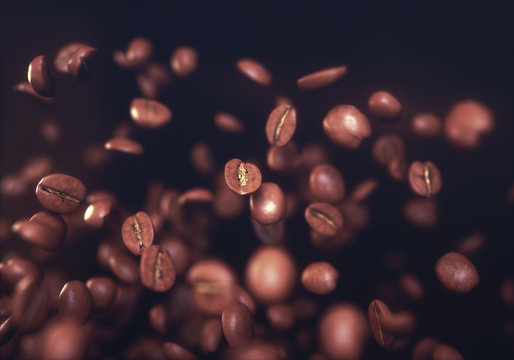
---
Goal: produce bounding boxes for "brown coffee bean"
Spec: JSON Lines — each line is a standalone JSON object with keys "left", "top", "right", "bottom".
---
{"left": 86, "top": 276, "right": 117, "bottom": 311}
{"left": 67, "top": 45, "right": 100, "bottom": 83}
{"left": 130, "top": 98, "right": 172, "bottom": 129}
{"left": 58, "top": 280, "right": 92, "bottom": 323}
{"left": 105, "top": 137, "right": 144, "bottom": 155}
{"left": 222, "top": 301, "right": 254, "bottom": 348}
{"left": 170, "top": 46, "right": 198, "bottom": 77}
{"left": 160, "top": 236, "right": 190, "bottom": 276}
{"left": 368, "top": 91, "right": 402, "bottom": 120}
{"left": 108, "top": 252, "right": 140, "bottom": 283}
{"left": 265, "top": 104, "right": 297, "bottom": 147}
{"left": 0, "top": 315, "right": 16, "bottom": 347}
{"left": 435, "top": 252, "right": 479, "bottom": 293}
{"left": 251, "top": 217, "right": 285, "bottom": 245}
{"left": 388, "top": 156, "right": 408, "bottom": 181}
{"left": 432, "top": 344, "right": 464, "bottom": 360}
{"left": 13, "top": 81, "right": 54, "bottom": 104}
{"left": 245, "top": 246, "right": 296, "bottom": 304}
{"left": 372, "top": 134, "right": 406, "bottom": 167}
{"left": 83, "top": 143, "right": 113, "bottom": 167}
{"left": 322, "top": 105, "right": 371, "bottom": 148}
{"left": 163, "top": 342, "right": 198, "bottom": 360}
{"left": 236, "top": 58, "right": 272, "bottom": 86}
{"left": 301, "top": 262, "right": 339, "bottom": 295}
{"left": 122, "top": 211, "right": 155, "bottom": 255}
{"left": 213, "top": 173, "right": 247, "bottom": 220}
{"left": 412, "top": 337, "right": 440, "bottom": 360}
{"left": 179, "top": 188, "right": 214, "bottom": 205}
{"left": 319, "top": 303, "right": 368, "bottom": 360}
{"left": 456, "top": 232, "right": 486, "bottom": 256}
{"left": 297, "top": 65, "right": 347, "bottom": 90}
{"left": 12, "top": 275, "right": 49, "bottom": 331}
{"left": 266, "top": 304, "right": 295, "bottom": 330}
{"left": 233, "top": 286, "right": 257, "bottom": 314}
{"left": 350, "top": 178, "right": 379, "bottom": 202}
{"left": 501, "top": 279, "right": 514, "bottom": 306}
{"left": 309, "top": 164, "right": 346, "bottom": 204}
{"left": 136, "top": 62, "right": 172, "bottom": 99}
{"left": 224, "top": 159, "right": 262, "bottom": 195}
{"left": 84, "top": 200, "right": 112, "bottom": 229}
{"left": 408, "top": 161, "right": 442, "bottom": 197}
{"left": 13, "top": 214, "right": 65, "bottom": 251}
{"left": 227, "top": 341, "right": 287, "bottom": 360}
{"left": 201, "top": 318, "right": 222, "bottom": 353}
{"left": 27, "top": 55, "right": 54, "bottom": 97}
{"left": 191, "top": 142, "right": 215, "bottom": 176}
{"left": 275, "top": 94, "right": 294, "bottom": 107}
{"left": 36, "top": 174, "right": 86, "bottom": 213}
{"left": 412, "top": 113, "right": 442, "bottom": 138}
{"left": 113, "top": 37, "right": 153, "bottom": 69}
{"left": 214, "top": 112, "right": 245, "bottom": 134}
{"left": 267, "top": 142, "right": 297, "bottom": 173}
{"left": 305, "top": 203, "right": 343, "bottom": 236}
{"left": 140, "top": 245, "right": 176, "bottom": 292}
{"left": 39, "top": 118, "right": 61, "bottom": 144}
{"left": 398, "top": 273, "right": 425, "bottom": 301}
{"left": 39, "top": 318, "right": 88, "bottom": 360}
{"left": 0, "top": 257, "right": 38, "bottom": 287}
{"left": 250, "top": 182, "right": 286, "bottom": 225}
{"left": 368, "top": 299, "right": 396, "bottom": 349}
{"left": 403, "top": 198, "right": 438, "bottom": 228}
{"left": 54, "top": 42, "right": 86, "bottom": 73}
{"left": 148, "top": 303, "right": 167, "bottom": 333}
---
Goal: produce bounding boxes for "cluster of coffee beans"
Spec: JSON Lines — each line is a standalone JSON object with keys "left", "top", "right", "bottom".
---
{"left": 1, "top": 36, "right": 513, "bottom": 360}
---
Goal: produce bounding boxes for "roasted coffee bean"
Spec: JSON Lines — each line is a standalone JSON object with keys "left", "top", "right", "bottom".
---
{"left": 86, "top": 276, "right": 117, "bottom": 311}
{"left": 435, "top": 252, "right": 479, "bottom": 293}
{"left": 266, "top": 303, "right": 295, "bottom": 330}
{"left": 227, "top": 341, "right": 287, "bottom": 360}
{"left": 251, "top": 217, "right": 285, "bottom": 245}
{"left": 224, "top": 159, "right": 262, "bottom": 195}
{"left": 113, "top": 37, "right": 153, "bottom": 69}
{"left": 108, "top": 252, "right": 140, "bottom": 283}
{"left": 54, "top": 42, "right": 86, "bottom": 74}
{"left": 170, "top": 46, "right": 198, "bottom": 77}
{"left": 412, "top": 337, "right": 440, "bottom": 360}
{"left": 67, "top": 45, "right": 100, "bottom": 83}
{"left": 234, "top": 286, "right": 257, "bottom": 314}
{"left": 0, "top": 315, "right": 16, "bottom": 347}
{"left": 398, "top": 273, "right": 425, "bottom": 301}
{"left": 58, "top": 280, "right": 92, "bottom": 323}
{"left": 0, "top": 257, "right": 38, "bottom": 287}
{"left": 84, "top": 200, "right": 112, "bottom": 229}
{"left": 246, "top": 246, "right": 296, "bottom": 304}
{"left": 319, "top": 303, "right": 368, "bottom": 360}
{"left": 13, "top": 211, "right": 66, "bottom": 250}
{"left": 250, "top": 182, "right": 286, "bottom": 225}
{"left": 13, "top": 81, "right": 54, "bottom": 104}
{"left": 214, "top": 112, "right": 244, "bottom": 134}
{"left": 160, "top": 236, "right": 190, "bottom": 276}
{"left": 136, "top": 63, "right": 171, "bottom": 99}
{"left": 12, "top": 275, "right": 49, "bottom": 330}
{"left": 432, "top": 344, "right": 464, "bottom": 360}
{"left": 201, "top": 318, "right": 222, "bottom": 353}
{"left": 267, "top": 142, "right": 297, "bottom": 173}
{"left": 213, "top": 173, "right": 247, "bottom": 220}
{"left": 39, "top": 318, "right": 88, "bottom": 360}
{"left": 122, "top": 211, "right": 155, "bottom": 255}
{"left": 222, "top": 301, "right": 254, "bottom": 348}
{"left": 265, "top": 104, "right": 297, "bottom": 147}
{"left": 412, "top": 113, "right": 442, "bottom": 138}
{"left": 372, "top": 134, "right": 406, "bottom": 167}
{"left": 297, "top": 65, "right": 347, "bottom": 90}
{"left": 27, "top": 55, "right": 54, "bottom": 97}
{"left": 350, "top": 178, "right": 379, "bottom": 202}
{"left": 305, "top": 203, "right": 343, "bottom": 236}
{"left": 403, "top": 198, "right": 438, "bottom": 228}
{"left": 368, "top": 299, "right": 395, "bottom": 349}
{"left": 309, "top": 164, "right": 346, "bottom": 204}
{"left": 1, "top": 173, "right": 29, "bottom": 199}
{"left": 179, "top": 188, "right": 214, "bottom": 205}
{"left": 456, "top": 232, "right": 486, "bottom": 256}
{"left": 149, "top": 303, "right": 167, "bottom": 333}
{"left": 163, "top": 342, "right": 198, "bottom": 360}
{"left": 408, "top": 161, "right": 442, "bottom": 197}
{"left": 368, "top": 91, "right": 402, "bottom": 120}
{"left": 301, "top": 262, "right": 339, "bottom": 295}
{"left": 130, "top": 98, "right": 172, "bottom": 129}
{"left": 36, "top": 173, "right": 86, "bottom": 213}
{"left": 236, "top": 58, "right": 272, "bottom": 86}
{"left": 105, "top": 137, "right": 144, "bottom": 155}
{"left": 140, "top": 245, "right": 176, "bottom": 292}
{"left": 322, "top": 105, "right": 371, "bottom": 148}
{"left": 191, "top": 141, "right": 215, "bottom": 175}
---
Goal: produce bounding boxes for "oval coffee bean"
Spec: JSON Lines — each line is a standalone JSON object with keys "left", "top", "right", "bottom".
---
{"left": 54, "top": 42, "right": 85, "bottom": 74}
{"left": 236, "top": 58, "right": 272, "bottom": 86}
{"left": 163, "top": 342, "right": 198, "bottom": 360}
{"left": 39, "top": 318, "right": 88, "bottom": 360}
{"left": 27, "top": 55, "right": 54, "bottom": 97}
{"left": 191, "top": 141, "right": 215, "bottom": 176}
{"left": 350, "top": 178, "right": 379, "bottom": 202}
{"left": 368, "top": 91, "right": 402, "bottom": 120}
{"left": 0, "top": 315, "right": 16, "bottom": 347}
{"left": 368, "top": 299, "right": 395, "bottom": 349}
{"left": 411, "top": 337, "right": 440, "bottom": 360}
{"left": 214, "top": 112, "right": 244, "bottom": 134}
{"left": 36, "top": 174, "right": 86, "bottom": 213}
{"left": 435, "top": 252, "right": 479, "bottom": 293}
{"left": 266, "top": 303, "right": 295, "bottom": 330}
{"left": 322, "top": 105, "right": 371, "bottom": 148}
{"left": 178, "top": 188, "right": 214, "bottom": 205}
{"left": 108, "top": 253, "right": 140, "bottom": 283}
{"left": 432, "top": 344, "right": 464, "bottom": 360}
{"left": 250, "top": 182, "right": 286, "bottom": 225}
{"left": 13, "top": 211, "right": 66, "bottom": 250}
{"left": 122, "top": 211, "right": 155, "bottom": 255}
{"left": 113, "top": 37, "right": 153, "bottom": 69}
{"left": 170, "top": 46, "right": 198, "bottom": 77}
{"left": 201, "top": 318, "right": 222, "bottom": 353}
{"left": 222, "top": 301, "right": 254, "bottom": 348}
{"left": 104, "top": 137, "right": 144, "bottom": 155}
{"left": 224, "top": 158, "right": 262, "bottom": 195}
{"left": 412, "top": 113, "right": 442, "bottom": 138}
{"left": 265, "top": 104, "right": 297, "bottom": 147}
{"left": 86, "top": 276, "right": 117, "bottom": 311}
{"left": 67, "top": 45, "right": 100, "bottom": 83}
{"left": 130, "top": 98, "right": 172, "bottom": 129}
{"left": 140, "top": 245, "right": 176, "bottom": 292}
{"left": 267, "top": 142, "right": 297, "bottom": 173}
{"left": 297, "top": 65, "right": 347, "bottom": 91}
{"left": 301, "top": 262, "right": 339, "bottom": 295}
{"left": 305, "top": 203, "right": 343, "bottom": 236}
{"left": 403, "top": 198, "right": 438, "bottom": 228}
{"left": 13, "top": 81, "right": 54, "bottom": 104}
{"left": 408, "top": 161, "right": 442, "bottom": 197}
{"left": 1, "top": 257, "right": 38, "bottom": 287}
{"left": 372, "top": 134, "right": 406, "bottom": 167}
{"left": 309, "top": 164, "right": 346, "bottom": 204}
{"left": 12, "top": 275, "right": 49, "bottom": 331}
{"left": 84, "top": 200, "right": 112, "bottom": 229}
{"left": 58, "top": 280, "right": 92, "bottom": 323}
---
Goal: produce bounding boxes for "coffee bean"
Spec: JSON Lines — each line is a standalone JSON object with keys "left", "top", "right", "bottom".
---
{"left": 160, "top": 236, "right": 190, "bottom": 276}
{"left": 388, "top": 156, "right": 408, "bottom": 181}
{"left": 455, "top": 232, "right": 486, "bottom": 257}
{"left": 234, "top": 286, "right": 257, "bottom": 314}
{"left": 36, "top": 173, "right": 86, "bottom": 213}
{"left": 228, "top": 342, "right": 287, "bottom": 360}
{"left": 163, "top": 342, "right": 198, "bottom": 360}
{"left": 309, "top": 164, "right": 346, "bottom": 204}
{"left": 83, "top": 143, "right": 113, "bottom": 167}
{"left": 245, "top": 246, "right": 296, "bottom": 303}
{"left": 84, "top": 200, "right": 112, "bottom": 229}
{"left": 305, "top": 203, "right": 343, "bottom": 236}
{"left": 105, "top": 137, "right": 144, "bottom": 155}
{"left": 222, "top": 301, "right": 254, "bottom": 348}
{"left": 251, "top": 217, "right": 285, "bottom": 245}
{"left": 408, "top": 161, "right": 442, "bottom": 197}
{"left": 122, "top": 211, "right": 155, "bottom": 255}
{"left": 67, "top": 45, "right": 100, "bottom": 83}
{"left": 372, "top": 134, "right": 406, "bottom": 167}
{"left": 86, "top": 276, "right": 117, "bottom": 311}
{"left": 58, "top": 280, "right": 92, "bottom": 323}
{"left": 213, "top": 173, "right": 247, "bottom": 220}
{"left": 54, "top": 42, "right": 86, "bottom": 74}
{"left": 39, "top": 119, "right": 61, "bottom": 144}
{"left": 412, "top": 337, "right": 440, "bottom": 360}
{"left": 224, "top": 159, "right": 262, "bottom": 195}
{"left": 0, "top": 315, "right": 16, "bottom": 347}
{"left": 136, "top": 62, "right": 172, "bottom": 99}
{"left": 350, "top": 178, "right": 379, "bottom": 202}
{"left": 39, "top": 318, "right": 88, "bottom": 360}
{"left": 319, "top": 303, "right": 368, "bottom": 360}
{"left": 266, "top": 303, "right": 295, "bottom": 330}
{"left": 191, "top": 142, "right": 216, "bottom": 176}
{"left": 170, "top": 46, "right": 198, "bottom": 77}
{"left": 12, "top": 275, "right": 49, "bottom": 331}
{"left": 432, "top": 344, "right": 464, "bottom": 360}
{"left": 0, "top": 257, "right": 38, "bottom": 287}
{"left": 201, "top": 318, "right": 222, "bottom": 353}
{"left": 130, "top": 98, "right": 172, "bottom": 129}
{"left": 236, "top": 58, "right": 272, "bottom": 86}
{"left": 27, "top": 55, "right": 54, "bottom": 97}
{"left": 368, "top": 91, "right": 402, "bottom": 120}
{"left": 368, "top": 299, "right": 396, "bottom": 349}
{"left": 398, "top": 273, "right": 425, "bottom": 301}
{"left": 435, "top": 252, "right": 479, "bottom": 293}
{"left": 265, "top": 104, "right": 297, "bottom": 147}
{"left": 267, "top": 142, "right": 297, "bottom": 173}
{"left": 250, "top": 182, "right": 286, "bottom": 225}
{"left": 297, "top": 65, "right": 347, "bottom": 90}
{"left": 412, "top": 113, "right": 442, "bottom": 138}
{"left": 13, "top": 211, "right": 66, "bottom": 249}
{"left": 113, "top": 37, "right": 153, "bottom": 70}
{"left": 13, "top": 81, "right": 54, "bottom": 104}
{"left": 140, "top": 245, "right": 176, "bottom": 292}
{"left": 301, "top": 262, "right": 339, "bottom": 295}
{"left": 179, "top": 188, "right": 214, "bottom": 205}
{"left": 108, "top": 252, "right": 140, "bottom": 283}
{"left": 148, "top": 303, "right": 167, "bottom": 333}
{"left": 214, "top": 112, "right": 245, "bottom": 134}
{"left": 322, "top": 105, "right": 371, "bottom": 148}
{"left": 403, "top": 198, "right": 438, "bottom": 228}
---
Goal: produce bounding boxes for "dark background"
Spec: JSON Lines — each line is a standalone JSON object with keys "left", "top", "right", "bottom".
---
{"left": 1, "top": 1, "right": 513, "bottom": 359}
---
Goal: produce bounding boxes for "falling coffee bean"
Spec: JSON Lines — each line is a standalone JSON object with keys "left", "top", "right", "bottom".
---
{"left": 222, "top": 301, "right": 254, "bottom": 348}
{"left": 309, "top": 164, "right": 346, "bottom": 204}
{"left": 170, "top": 46, "right": 198, "bottom": 77}
{"left": 305, "top": 203, "right": 343, "bottom": 236}
{"left": 368, "top": 91, "right": 402, "bottom": 120}
{"left": 435, "top": 252, "right": 479, "bottom": 293}
{"left": 58, "top": 280, "right": 92, "bottom": 324}
{"left": 36, "top": 174, "right": 86, "bottom": 213}
{"left": 250, "top": 182, "right": 287, "bottom": 225}
{"left": 368, "top": 300, "right": 396, "bottom": 349}
{"left": 122, "top": 211, "right": 155, "bottom": 255}
{"left": 140, "top": 245, "right": 176, "bottom": 292}
{"left": 236, "top": 58, "right": 272, "bottom": 86}
{"left": 214, "top": 112, "right": 245, "bottom": 134}
{"left": 113, "top": 37, "right": 153, "bottom": 70}
{"left": 130, "top": 98, "right": 172, "bottom": 129}
{"left": 297, "top": 65, "right": 347, "bottom": 91}
{"left": 67, "top": 45, "right": 100, "bottom": 83}
{"left": 411, "top": 113, "right": 442, "bottom": 138}
{"left": 322, "top": 105, "right": 371, "bottom": 148}
{"left": 104, "top": 137, "right": 144, "bottom": 155}
{"left": 27, "top": 55, "right": 54, "bottom": 97}
{"left": 265, "top": 104, "right": 297, "bottom": 147}
{"left": 224, "top": 159, "right": 262, "bottom": 195}
{"left": 54, "top": 42, "right": 86, "bottom": 74}
{"left": 301, "top": 262, "right": 339, "bottom": 295}
{"left": 408, "top": 161, "right": 442, "bottom": 197}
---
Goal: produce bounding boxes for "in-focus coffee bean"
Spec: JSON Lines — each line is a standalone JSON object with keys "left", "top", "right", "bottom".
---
{"left": 301, "top": 262, "right": 339, "bottom": 295}
{"left": 305, "top": 202, "right": 343, "bottom": 236}
{"left": 435, "top": 252, "right": 479, "bottom": 293}
{"left": 368, "top": 91, "right": 402, "bottom": 120}
{"left": 27, "top": 55, "right": 54, "bottom": 97}
{"left": 265, "top": 104, "right": 297, "bottom": 147}
{"left": 408, "top": 161, "right": 442, "bottom": 197}
{"left": 36, "top": 174, "right": 86, "bottom": 213}
{"left": 322, "top": 105, "right": 371, "bottom": 148}
{"left": 224, "top": 159, "right": 262, "bottom": 195}
{"left": 130, "top": 98, "right": 172, "bottom": 129}
{"left": 236, "top": 58, "right": 272, "bottom": 86}
{"left": 122, "top": 211, "right": 155, "bottom": 255}
{"left": 140, "top": 245, "right": 176, "bottom": 292}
